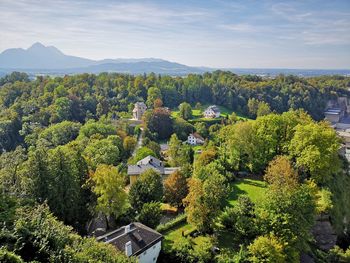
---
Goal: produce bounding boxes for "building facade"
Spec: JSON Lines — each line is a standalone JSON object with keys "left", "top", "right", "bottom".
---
{"left": 187, "top": 133, "right": 204, "bottom": 145}
{"left": 203, "top": 105, "right": 220, "bottom": 118}
{"left": 133, "top": 102, "right": 147, "bottom": 120}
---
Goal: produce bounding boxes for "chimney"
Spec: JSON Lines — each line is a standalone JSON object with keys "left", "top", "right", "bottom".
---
{"left": 125, "top": 224, "right": 131, "bottom": 234}
{"left": 125, "top": 241, "right": 132, "bottom": 257}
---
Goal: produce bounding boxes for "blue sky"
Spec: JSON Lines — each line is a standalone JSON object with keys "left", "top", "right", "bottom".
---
{"left": 1, "top": 0, "right": 349, "bottom": 68}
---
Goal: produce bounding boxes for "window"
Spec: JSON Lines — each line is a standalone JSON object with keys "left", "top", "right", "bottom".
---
{"left": 153, "top": 245, "right": 156, "bottom": 249}
{"left": 153, "top": 257, "right": 156, "bottom": 261}
{"left": 143, "top": 251, "right": 147, "bottom": 255}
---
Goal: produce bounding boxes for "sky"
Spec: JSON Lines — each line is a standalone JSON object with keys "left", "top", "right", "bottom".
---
{"left": 1, "top": 0, "right": 350, "bottom": 69}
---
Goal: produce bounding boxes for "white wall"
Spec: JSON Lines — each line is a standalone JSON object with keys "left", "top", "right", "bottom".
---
{"left": 137, "top": 241, "right": 162, "bottom": 263}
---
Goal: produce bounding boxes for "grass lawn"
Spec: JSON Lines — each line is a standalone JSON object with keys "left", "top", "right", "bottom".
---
{"left": 171, "top": 104, "right": 248, "bottom": 121}
{"left": 227, "top": 178, "right": 267, "bottom": 206}
{"left": 162, "top": 221, "right": 196, "bottom": 250}
{"left": 161, "top": 178, "right": 266, "bottom": 252}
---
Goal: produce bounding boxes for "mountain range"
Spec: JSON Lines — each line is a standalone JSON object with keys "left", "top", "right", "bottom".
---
{"left": 0, "top": 42, "right": 205, "bottom": 75}
{"left": 0, "top": 43, "right": 349, "bottom": 77}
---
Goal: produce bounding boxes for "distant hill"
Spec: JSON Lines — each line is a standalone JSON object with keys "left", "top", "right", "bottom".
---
{"left": 0, "top": 43, "right": 349, "bottom": 77}
{"left": 0, "top": 42, "right": 205, "bottom": 75}
{"left": 0, "top": 42, "right": 94, "bottom": 69}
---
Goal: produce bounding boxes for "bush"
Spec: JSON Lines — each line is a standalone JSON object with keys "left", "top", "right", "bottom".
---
{"left": 156, "top": 214, "right": 187, "bottom": 233}
{"left": 248, "top": 235, "right": 286, "bottom": 263}
{"left": 0, "top": 248, "right": 24, "bottom": 263}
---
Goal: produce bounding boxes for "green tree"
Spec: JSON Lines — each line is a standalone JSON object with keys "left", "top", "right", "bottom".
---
{"left": 146, "top": 87, "right": 162, "bottom": 108}
{"left": 0, "top": 146, "right": 27, "bottom": 196}
{"left": 184, "top": 174, "right": 228, "bottom": 232}
{"left": 0, "top": 248, "right": 24, "bottom": 263}
{"left": 39, "top": 121, "right": 81, "bottom": 147}
{"left": 194, "top": 122, "right": 208, "bottom": 138}
{"left": 78, "top": 120, "right": 116, "bottom": 139}
{"left": 168, "top": 134, "right": 193, "bottom": 166}
{"left": 220, "top": 196, "right": 258, "bottom": 244}
{"left": 173, "top": 117, "right": 194, "bottom": 141}
{"left": 83, "top": 135, "right": 122, "bottom": 169}
{"left": 248, "top": 235, "right": 286, "bottom": 263}
{"left": 259, "top": 181, "right": 316, "bottom": 260}
{"left": 138, "top": 202, "right": 162, "bottom": 228}
{"left": 178, "top": 102, "right": 193, "bottom": 120}
{"left": 50, "top": 97, "right": 72, "bottom": 123}
{"left": 4, "top": 203, "right": 130, "bottom": 263}
{"left": 247, "top": 98, "right": 260, "bottom": 118}
{"left": 123, "top": 136, "right": 137, "bottom": 156}
{"left": 289, "top": 122, "right": 341, "bottom": 184}
{"left": 91, "top": 164, "right": 128, "bottom": 218}
{"left": 257, "top": 101, "right": 271, "bottom": 117}
{"left": 129, "top": 169, "right": 163, "bottom": 211}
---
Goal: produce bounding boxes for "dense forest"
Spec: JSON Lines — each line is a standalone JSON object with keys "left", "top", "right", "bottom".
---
{"left": 1, "top": 71, "right": 350, "bottom": 262}
{"left": 1, "top": 71, "right": 350, "bottom": 153}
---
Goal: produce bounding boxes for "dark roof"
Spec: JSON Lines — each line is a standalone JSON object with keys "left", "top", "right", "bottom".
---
{"left": 96, "top": 222, "right": 162, "bottom": 256}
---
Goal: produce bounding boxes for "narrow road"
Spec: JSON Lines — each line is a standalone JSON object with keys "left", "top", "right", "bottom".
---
{"left": 132, "top": 127, "right": 144, "bottom": 157}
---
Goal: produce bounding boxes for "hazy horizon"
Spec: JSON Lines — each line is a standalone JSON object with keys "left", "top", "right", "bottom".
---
{"left": 1, "top": 0, "right": 350, "bottom": 69}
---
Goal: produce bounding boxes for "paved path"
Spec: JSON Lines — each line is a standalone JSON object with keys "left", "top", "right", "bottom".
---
{"left": 132, "top": 128, "right": 144, "bottom": 157}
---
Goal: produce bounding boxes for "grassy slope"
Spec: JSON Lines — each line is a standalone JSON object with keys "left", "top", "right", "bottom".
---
{"left": 171, "top": 104, "right": 248, "bottom": 121}
{"left": 163, "top": 178, "right": 266, "bottom": 250}
{"left": 227, "top": 178, "right": 267, "bottom": 206}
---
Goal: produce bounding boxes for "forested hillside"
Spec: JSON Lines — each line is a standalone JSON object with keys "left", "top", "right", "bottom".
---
{"left": 1, "top": 71, "right": 349, "bottom": 152}
{"left": 1, "top": 71, "right": 350, "bottom": 262}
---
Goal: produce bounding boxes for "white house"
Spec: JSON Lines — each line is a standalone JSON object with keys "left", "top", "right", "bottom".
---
{"left": 187, "top": 132, "right": 204, "bottom": 145}
{"left": 203, "top": 105, "right": 220, "bottom": 118}
{"left": 97, "top": 222, "right": 163, "bottom": 263}
{"left": 133, "top": 102, "right": 147, "bottom": 120}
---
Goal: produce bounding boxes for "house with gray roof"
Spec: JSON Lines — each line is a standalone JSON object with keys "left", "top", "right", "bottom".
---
{"left": 97, "top": 222, "right": 162, "bottom": 263}
{"left": 127, "top": 155, "right": 179, "bottom": 185}
{"left": 203, "top": 105, "right": 220, "bottom": 118}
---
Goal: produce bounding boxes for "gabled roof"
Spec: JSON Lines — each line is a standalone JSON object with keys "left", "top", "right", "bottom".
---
{"left": 137, "top": 155, "right": 163, "bottom": 167}
{"left": 189, "top": 132, "right": 204, "bottom": 141}
{"left": 97, "top": 222, "right": 163, "bottom": 256}
{"left": 205, "top": 105, "right": 220, "bottom": 113}
{"left": 127, "top": 164, "right": 164, "bottom": 175}
{"left": 127, "top": 155, "right": 179, "bottom": 176}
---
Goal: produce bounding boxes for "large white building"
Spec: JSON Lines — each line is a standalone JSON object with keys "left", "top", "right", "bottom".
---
{"left": 133, "top": 102, "right": 147, "bottom": 120}
{"left": 97, "top": 222, "right": 163, "bottom": 263}
{"left": 187, "top": 132, "right": 204, "bottom": 145}
{"left": 203, "top": 105, "right": 220, "bottom": 118}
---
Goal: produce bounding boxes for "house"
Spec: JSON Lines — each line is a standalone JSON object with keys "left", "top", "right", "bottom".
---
{"left": 133, "top": 102, "right": 147, "bottom": 120}
{"left": 203, "top": 105, "right": 220, "bottom": 118}
{"left": 127, "top": 156, "right": 179, "bottom": 185}
{"left": 97, "top": 222, "right": 162, "bottom": 263}
{"left": 187, "top": 133, "right": 204, "bottom": 145}
{"left": 324, "top": 108, "right": 342, "bottom": 124}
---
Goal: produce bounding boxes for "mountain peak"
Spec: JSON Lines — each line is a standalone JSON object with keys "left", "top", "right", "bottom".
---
{"left": 28, "top": 42, "right": 46, "bottom": 50}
